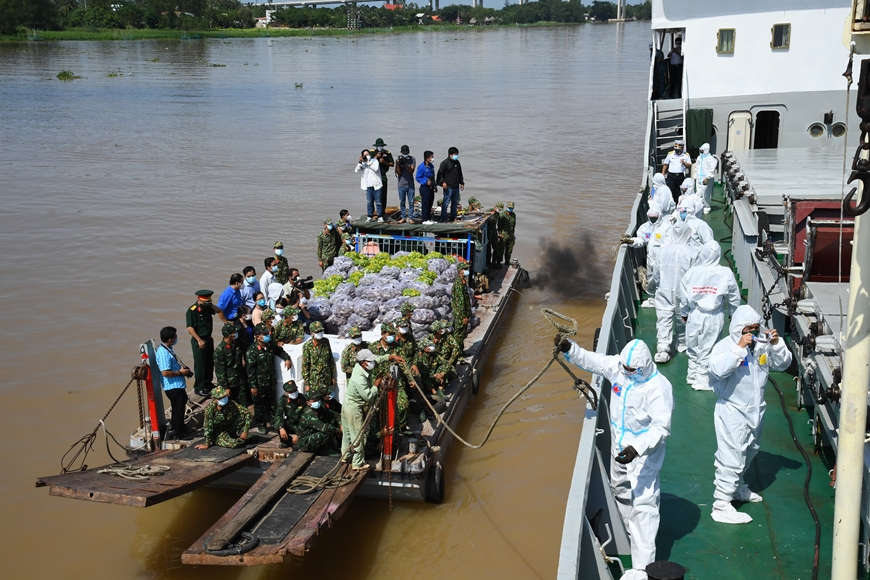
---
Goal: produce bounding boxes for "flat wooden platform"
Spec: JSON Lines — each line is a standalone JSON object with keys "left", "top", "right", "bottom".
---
{"left": 182, "top": 455, "right": 369, "bottom": 565}
{"left": 35, "top": 446, "right": 256, "bottom": 507}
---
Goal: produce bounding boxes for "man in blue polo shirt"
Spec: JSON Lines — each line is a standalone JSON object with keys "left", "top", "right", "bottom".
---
{"left": 218, "top": 273, "right": 244, "bottom": 321}
{"left": 156, "top": 326, "right": 193, "bottom": 439}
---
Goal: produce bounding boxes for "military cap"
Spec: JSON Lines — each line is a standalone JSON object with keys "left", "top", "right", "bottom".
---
{"left": 221, "top": 322, "right": 237, "bottom": 338}
{"left": 496, "top": 202, "right": 504, "bottom": 209}
{"left": 262, "top": 308, "right": 277, "bottom": 321}
{"left": 306, "top": 391, "right": 324, "bottom": 402}
{"left": 285, "top": 306, "right": 299, "bottom": 317}
{"left": 356, "top": 348, "right": 378, "bottom": 362}
{"left": 325, "top": 217, "right": 334, "bottom": 225}
{"left": 310, "top": 320, "right": 324, "bottom": 333}
{"left": 282, "top": 380, "right": 298, "bottom": 393}
{"left": 348, "top": 326, "right": 363, "bottom": 338}
{"left": 381, "top": 322, "right": 396, "bottom": 335}
{"left": 341, "top": 232, "right": 351, "bottom": 240}
{"left": 195, "top": 289, "right": 214, "bottom": 297}
{"left": 273, "top": 240, "right": 284, "bottom": 249}
{"left": 254, "top": 322, "right": 270, "bottom": 336}
{"left": 430, "top": 320, "right": 446, "bottom": 332}
{"left": 211, "top": 386, "right": 229, "bottom": 399}
{"left": 400, "top": 302, "right": 415, "bottom": 316}
{"left": 507, "top": 201, "right": 515, "bottom": 209}
{"left": 418, "top": 337, "right": 434, "bottom": 350}
{"left": 373, "top": 137, "right": 387, "bottom": 147}
{"left": 396, "top": 319, "right": 411, "bottom": 329}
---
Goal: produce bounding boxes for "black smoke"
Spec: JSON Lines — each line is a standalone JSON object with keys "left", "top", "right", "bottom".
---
{"left": 529, "top": 234, "right": 610, "bottom": 298}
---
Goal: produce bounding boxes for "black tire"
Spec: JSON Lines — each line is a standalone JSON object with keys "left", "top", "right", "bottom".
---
{"left": 424, "top": 462, "right": 445, "bottom": 504}
{"left": 471, "top": 369, "right": 480, "bottom": 395}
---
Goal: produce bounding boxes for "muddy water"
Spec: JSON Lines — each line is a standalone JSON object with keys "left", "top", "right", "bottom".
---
{"left": 0, "top": 23, "right": 649, "bottom": 578}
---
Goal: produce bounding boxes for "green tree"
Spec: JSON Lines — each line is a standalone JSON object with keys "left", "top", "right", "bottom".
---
{"left": 587, "top": 0, "right": 615, "bottom": 21}
{"left": 625, "top": 0, "right": 650, "bottom": 20}
{"left": 0, "top": 0, "right": 60, "bottom": 34}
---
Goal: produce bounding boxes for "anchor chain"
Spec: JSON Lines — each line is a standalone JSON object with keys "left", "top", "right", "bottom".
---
{"left": 844, "top": 58, "right": 870, "bottom": 216}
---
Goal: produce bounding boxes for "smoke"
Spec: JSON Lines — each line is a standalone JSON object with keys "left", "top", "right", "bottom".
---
{"left": 529, "top": 234, "right": 610, "bottom": 298}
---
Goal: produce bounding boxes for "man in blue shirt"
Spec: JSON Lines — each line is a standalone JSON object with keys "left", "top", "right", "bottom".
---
{"left": 415, "top": 150, "right": 436, "bottom": 224}
{"left": 156, "top": 326, "right": 193, "bottom": 439}
{"left": 239, "top": 266, "right": 260, "bottom": 310}
{"left": 218, "top": 273, "right": 244, "bottom": 321}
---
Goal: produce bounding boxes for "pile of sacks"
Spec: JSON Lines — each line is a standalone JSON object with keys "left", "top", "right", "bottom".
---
{"left": 308, "top": 252, "right": 460, "bottom": 340}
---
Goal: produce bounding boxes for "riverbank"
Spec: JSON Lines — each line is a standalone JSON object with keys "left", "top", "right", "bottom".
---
{"left": 0, "top": 22, "right": 579, "bottom": 43}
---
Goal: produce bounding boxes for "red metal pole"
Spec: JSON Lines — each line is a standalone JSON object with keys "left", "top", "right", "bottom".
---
{"left": 142, "top": 353, "right": 162, "bottom": 448}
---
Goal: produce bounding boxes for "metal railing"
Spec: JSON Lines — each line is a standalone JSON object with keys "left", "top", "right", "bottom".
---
{"left": 355, "top": 232, "right": 473, "bottom": 262}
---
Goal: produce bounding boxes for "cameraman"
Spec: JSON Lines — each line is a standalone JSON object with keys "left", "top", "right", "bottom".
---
{"left": 372, "top": 138, "right": 393, "bottom": 215}
{"left": 282, "top": 268, "right": 312, "bottom": 301}
{"left": 355, "top": 148, "right": 383, "bottom": 222}
{"left": 395, "top": 145, "right": 416, "bottom": 224}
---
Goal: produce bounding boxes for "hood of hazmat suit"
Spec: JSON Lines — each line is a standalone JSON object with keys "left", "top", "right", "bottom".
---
{"left": 698, "top": 239, "right": 721, "bottom": 267}
{"left": 680, "top": 177, "right": 696, "bottom": 196}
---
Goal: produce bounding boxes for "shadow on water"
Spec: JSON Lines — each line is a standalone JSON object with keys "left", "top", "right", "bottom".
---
{"left": 529, "top": 234, "right": 610, "bottom": 299}
{"left": 656, "top": 493, "right": 701, "bottom": 562}
{"left": 746, "top": 450, "right": 802, "bottom": 494}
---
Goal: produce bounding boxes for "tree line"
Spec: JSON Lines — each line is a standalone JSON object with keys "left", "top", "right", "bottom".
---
{"left": 0, "top": 0, "right": 651, "bottom": 36}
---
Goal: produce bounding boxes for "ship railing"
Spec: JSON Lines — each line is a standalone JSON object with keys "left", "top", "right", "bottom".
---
{"left": 355, "top": 232, "right": 474, "bottom": 262}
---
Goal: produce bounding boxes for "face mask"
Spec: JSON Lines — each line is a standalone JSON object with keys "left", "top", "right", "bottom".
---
{"left": 621, "top": 365, "right": 641, "bottom": 377}
{"left": 425, "top": 347, "right": 435, "bottom": 353}
{"left": 508, "top": 208, "right": 513, "bottom": 213}
{"left": 327, "top": 224, "right": 333, "bottom": 230}
{"left": 385, "top": 335, "right": 395, "bottom": 344}
{"left": 377, "top": 146, "right": 384, "bottom": 152}
{"left": 262, "top": 335, "right": 271, "bottom": 343}
{"left": 276, "top": 307, "right": 284, "bottom": 314}
{"left": 246, "top": 276, "right": 256, "bottom": 284}
{"left": 244, "top": 314, "right": 252, "bottom": 321}
{"left": 649, "top": 215, "right": 659, "bottom": 224}
{"left": 452, "top": 154, "right": 458, "bottom": 161}
{"left": 398, "top": 327, "right": 409, "bottom": 335}
{"left": 292, "top": 315, "right": 299, "bottom": 322}
{"left": 314, "top": 332, "right": 324, "bottom": 339}
{"left": 345, "top": 216, "right": 352, "bottom": 223}
{"left": 310, "top": 400, "right": 322, "bottom": 410}
{"left": 352, "top": 337, "right": 362, "bottom": 345}
{"left": 288, "top": 391, "right": 299, "bottom": 399}
{"left": 217, "top": 396, "right": 229, "bottom": 406}
{"left": 679, "top": 211, "right": 688, "bottom": 221}
{"left": 275, "top": 249, "right": 284, "bottom": 256}
{"left": 233, "top": 333, "right": 238, "bottom": 339}
{"left": 257, "top": 299, "right": 266, "bottom": 307}
{"left": 440, "top": 329, "right": 448, "bottom": 335}
{"left": 271, "top": 265, "right": 278, "bottom": 273}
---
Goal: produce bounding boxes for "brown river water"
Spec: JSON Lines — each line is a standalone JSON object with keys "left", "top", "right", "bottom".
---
{"left": 0, "top": 23, "right": 649, "bottom": 579}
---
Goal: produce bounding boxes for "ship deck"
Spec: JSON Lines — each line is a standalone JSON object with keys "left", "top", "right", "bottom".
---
{"left": 636, "top": 187, "right": 836, "bottom": 579}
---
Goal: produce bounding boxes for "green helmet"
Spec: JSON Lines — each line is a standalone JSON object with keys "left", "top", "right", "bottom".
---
{"left": 282, "top": 380, "right": 298, "bottom": 393}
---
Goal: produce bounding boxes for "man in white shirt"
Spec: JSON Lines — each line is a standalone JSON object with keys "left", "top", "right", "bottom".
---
{"left": 259, "top": 257, "right": 277, "bottom": 300}
{"left": 662, "top": 139, "right": 691, "bottom": 203}
{"left": 355, "top": 149, "right": 383, "bottom": 222}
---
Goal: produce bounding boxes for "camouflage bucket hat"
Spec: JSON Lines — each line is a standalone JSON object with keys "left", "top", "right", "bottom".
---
{"left": 282, "top": 380, "right": 298, "bottom": 393}
{"left": 310, "top": 321, "right": 324, "bottom": 333}
{"left": 221, "top": 323, "right": 237, "bottom": 337}
{"left": 348, "top": 326, "right": 363, "bottom": 338}
{"left": 211, "top": 386, "right": 229, "bottom": 399}
{"left": 273, "top": 241, "right": 284, "bottom": 249}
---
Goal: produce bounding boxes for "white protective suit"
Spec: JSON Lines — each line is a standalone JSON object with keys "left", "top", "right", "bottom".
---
{"left": 678, "top": 241, "right": 741, "bottom": 389}
{"left": 564, "top": 339, "right": 673, "bottom": 574}
{"left": 678, "top": 178, "right": 704, "bottom": 218}
{"left": 653, "top": 220, "right": 698, "bottom": 358}
{"left": 694, "top": 143, "right": 718, "bottom": 212}
{"left": 650, "top": 173, "right": 676, "bottom": 215}
{"left": 663, "top": 203, "right": 714, "bottom": 248}
{"left": 708, "top": 306, "right": 792, "bottom": 516}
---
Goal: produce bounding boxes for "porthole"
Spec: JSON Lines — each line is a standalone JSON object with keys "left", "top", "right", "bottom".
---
{"left": 832, "top": 123, "right": 847, "bottom": 138}
{"left": 808, "top": 123, "right": 825, "bottom": 138}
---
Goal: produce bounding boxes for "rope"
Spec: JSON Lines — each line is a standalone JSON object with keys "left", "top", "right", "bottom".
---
{"left": 97, "top": 463, "right": 170, "bottom": 481}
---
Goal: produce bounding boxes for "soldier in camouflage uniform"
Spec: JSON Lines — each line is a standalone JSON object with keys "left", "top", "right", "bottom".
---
{"left": 195, "top": 386, "right": 252, "bottom": 450}
{"left": 317, "top": 218, "right": 342, "bottom": 272}
{"left": 301, "top": 321, "right": 336, "bottom": 400}
{"left": 431, "top": 319, "right": 462, "bottom": 369}
{"left": 246, "top": 323, "right": 292, "bottom": 432}
{"left": 273, "top": 241, "right": 290, "bottom": 285}
{"left": 502, "top": 201, "right": 517, "bottom": 264}
{"left": 297, "top": 392, "right": 342, "bottom": 455}
{"left": 487, "top": 205, "right": 503, "bottom": 269}
{"left": 497, "top": 202, "right": 514, "bottom": 266}
{"left": 340, "top": 326, "right": 368, "bottom": 379}
{"left": 272, "top": 306, "right": 303, "bottom": 346}
{"left": 369, "top": 323, "right": 410, "bottom": 433}
{"left": 413, "top": 338, "right": 450, "bottom": 413}
{"left": 451, "top": 264, "right": 472, "bottom": 348}
{"left": 400, "top": 302, "right": 415, "bottom": 326}
{"left": 338, "top": 232, "right": 354, "bottom": 256}
{"left": 214, "top": 322, "right": 248, "bottom": 407}
{"left": 261, "top": 308, "right": 277, "bottom": 332}
{"left": 274, "top": 381, "right": 304, "bottom": 448}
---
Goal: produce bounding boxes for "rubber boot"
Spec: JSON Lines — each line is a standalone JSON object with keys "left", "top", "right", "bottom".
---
{"left": 711, "top": 500, "right": 753, "bottom": 524}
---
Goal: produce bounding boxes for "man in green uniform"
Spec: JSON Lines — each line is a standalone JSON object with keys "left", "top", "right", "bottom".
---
{"left": 195, "top": 386, "right": 251, "bottom": 450}
{"left": 413, "top": 338, "right": 450, "bottom": 413}
{"left": 273, "top": 241, "right": 290, "bottom": 285}
{"left": 301, "top": 321, "right": 336, "bottom": 400}
{"left": 487, "top": 205, "right": 503, "bottom": 269}
{"left": 372, "top": 138, "right": 394, "bottom": 214}
{"left": 317, "top": 218, "right": 342, "bottom": 272}
{"left": 451, "top": 263, "right": 472, "bottom": 348}
{"left": 503, "top": 201, "right": 517, "bottom": 264}
{"left": 246, "top": 323, "right": 292, "bottom": 432}
{"left": 497, "top": 202, "right": 514, "bottom": 266}
{"left": 342, "top": 348, "right": 404, "bottom": 470}
{"left": 370, "top": 323, "right": 410, "bottom": 433}
{"left": 297, "top": 392, "right": 342, "bottom": 455}
{"left": 186, "top": 289, "right": 228, "bottom": 397}
{"left": 338, "top": 232, "right": 354, "bottom": 256}
{"left": 400, "top": 302, "right": 415, "bottom": 326}
{"left": 272, "top": 306, "right": 302, "bottom": 346}
{"left": 214, "top": 322, "right": 247, "bottom": 407}
{"left": 340, "top": 326, "right": 368, "bottom": 379}
{"left": 274, "top": 381, "right": 304, "bottom": 448}
{"left": 431, "top": 319, "right": 462, "bottom": 369}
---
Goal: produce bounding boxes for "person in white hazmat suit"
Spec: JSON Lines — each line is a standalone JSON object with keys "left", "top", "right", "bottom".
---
{"left": 557, "top": 336, "right": 673, "bottom": 580}
{"left": 678, "top": 240, "right": 741, "bottom": 390}
{"left": 652, "top": 218, "right": 698, "bottom": 363}
{"left": 624, "top": 199, "right": 671, "bottom": 308}
{"left": 708, "top": 305, "right": 792, "bottom": 524}
{"left": 694, "top": 143, "right": 718, "bottom": 214}
{"left": 650, "top": 173, "right": 676, "bottom": 215}
{"left": 663, "top": 201, "right": 714, "bottom": 248}
{"left": 678, "top": 177, "right": 704, "bottom": 218}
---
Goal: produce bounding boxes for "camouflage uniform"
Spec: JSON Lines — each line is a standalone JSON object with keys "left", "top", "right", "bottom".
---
{"left": 370, "top": 324, "right": 408, "bottom": 431}
{"left": 400, "top": 302, "right": 415, "bottom": 326}
{"left": 203, "top": 388, "right": 252, "bottom": 449}
{"left": 502, "top": 201, "right": 517, "bottom": 264}
{"left": 413, "top": 338, "right": 450, "bottom": 393}
{"left": 317, "top": 220, "right": 342, "bottom": 270}
{"left": 487, "top": 207, "right": 503, "bottom": 266}
{"left": 301, "top": 321, "right": 336, "bottom": 398}
{"left": 340, "top": 327, "right": 368, "bottom": 379}
{"left": 431, "top": 320, "right": 462, "bottom": 369}
{"left": 297, "top": 403, "right": 341, "bottom": 454}
{"left": 246, "top": 326, "right": 291, "bottom": 429}
{"left": 273, "top": 383, "right": 305, "bottom": 448}
{"left": 451, "top": 270, "right": 472, "bottom": 347}
{"left": 338, "top": 232, "right": 353, "bottom": 257}
{"left": 214, "top": 325, "right": 248, "bottom": 407}
{"left": 273, "top": 242, "right": 290, "bottom": 285}
{"left": 274, "top": 307, "right": 305, "bottom": 345}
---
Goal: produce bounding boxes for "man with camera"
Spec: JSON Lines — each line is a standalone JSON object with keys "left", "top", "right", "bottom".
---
{"left": 355, "top": 148, "right": 383, "bottom": 222}
{"left": 395, "top": 145, "right": 416, "bottom": 224}
{"left": 371, "top": 138, "right": 393, "bottom": 214}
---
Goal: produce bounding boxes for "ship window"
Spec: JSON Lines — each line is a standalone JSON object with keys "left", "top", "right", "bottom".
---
{"left": 832, "top": 123, "right": 847, "bottom": 138}
{"left": 808, "top": 123, "right": 825, "bottom": 138}
{"left": 717, "top": 29, "right": 735, "bottom": 54}
{"left": 771, "top": 24, "right": 790, "bottom": 50}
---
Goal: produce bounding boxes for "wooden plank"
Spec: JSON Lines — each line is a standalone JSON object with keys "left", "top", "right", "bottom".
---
{"left": 35, "top": 449, "right": 256, "bottom": 507}
{"left": 205, "top": 453, "right": 313, "bottom": 551}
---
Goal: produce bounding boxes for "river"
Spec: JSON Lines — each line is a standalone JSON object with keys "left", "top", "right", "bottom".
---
{"left": 0, "top": 22, "right": 650, "bottom": 579}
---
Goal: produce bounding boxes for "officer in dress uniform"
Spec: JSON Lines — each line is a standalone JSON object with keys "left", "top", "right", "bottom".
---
{"left": 661, "top": 139, "right": 692, "bottom": 203}
{"left": 186, "top": 289, "right": 227, "bottom": 397}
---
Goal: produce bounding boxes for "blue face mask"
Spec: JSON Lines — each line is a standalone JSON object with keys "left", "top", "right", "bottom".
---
{"left": 327, "top": 224, "right": 334, "bottom": 230}
{"left": 452, "top": 154, "right": 458, "bottom": 161}
{"left": 262, "top": 335, "right": 271, "bottom": 343}
{"left": 257, "top": 299, "right": 266, "bottom": 307}
{"left": 217, "top": 396, "right": 229, "bottom": 406}
{"left": 508, "top": 208, "right": 513, "bottom": 213}
{"left": 310, "top": 400, "right": 322, "bottom": 410}
{"left": 679, "top": 211, "right": 688, "bottom": 221}
{"left": 275, "top": 249, "right": 284, "bottom": 256}
{"left": 271, "top": 265, "right": 278, "bottom": 273}
{"left": 385, "top": 335, "right": 395, "bottom": 344}
{"left": 246, "top": 276, "right": 256, "bottom": 284}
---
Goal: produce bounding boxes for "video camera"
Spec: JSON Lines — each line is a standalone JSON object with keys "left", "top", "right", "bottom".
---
{"left": 397, "top": 154, "right": 413, "bottom": 168}
{"left": 293, "top": 275, "right": 315, "bottom": 291}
